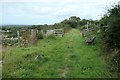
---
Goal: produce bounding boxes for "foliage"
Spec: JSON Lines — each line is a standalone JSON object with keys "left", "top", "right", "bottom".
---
{"left": 37, "top": 32, "right": 44, "bottom": 39}
{"left": 100, "top": 3, "right": 120, "bottom": 77}
{"left": 101, "top": 4, "right": 120, "bottom": 50}
{"left": 2, "top": 39, "right": 18, "bottom": 46}
{"left": 47, "top": 34, "right": 56, "bottom": 40}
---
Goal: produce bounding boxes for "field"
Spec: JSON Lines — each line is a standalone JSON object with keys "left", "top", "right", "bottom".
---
{"left": 2, "top": 29, "right": 112, "bottom": 78}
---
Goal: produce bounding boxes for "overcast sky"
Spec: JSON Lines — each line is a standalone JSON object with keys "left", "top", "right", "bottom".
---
{"left": 1, "top": 0, "right": 119, "bottom": 25}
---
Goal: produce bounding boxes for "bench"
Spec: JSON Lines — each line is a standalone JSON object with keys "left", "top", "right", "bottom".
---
{"left": 85, "top": 36, "right": 96, "bottom": 44}
{"left": 54, "top": 29, "right": 64, "bottom": 37}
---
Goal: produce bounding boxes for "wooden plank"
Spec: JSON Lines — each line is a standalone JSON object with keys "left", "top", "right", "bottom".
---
{"left": 85, "top": 36, "right": 96, "bottom": 44}
{"left": 54, "top": 29, "right": 64, "bottom": 37}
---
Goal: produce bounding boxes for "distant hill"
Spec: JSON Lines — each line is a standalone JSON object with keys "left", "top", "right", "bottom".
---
{"left": 1, "top": 25, "right": 32, "bottom": 27}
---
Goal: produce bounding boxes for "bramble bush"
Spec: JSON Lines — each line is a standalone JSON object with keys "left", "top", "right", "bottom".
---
{"left": 100, "top": 3, "right": 120, "bottom": 76}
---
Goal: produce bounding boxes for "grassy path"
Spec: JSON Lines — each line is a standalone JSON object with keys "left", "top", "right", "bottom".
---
{"left": 3, "top": 29, "right": 111, "bottom": 78}
{"left": 54, "top": 29, "right": 111, "bottom": 78}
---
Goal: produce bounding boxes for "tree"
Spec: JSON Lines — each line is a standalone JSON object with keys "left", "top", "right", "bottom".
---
{"left": 102, "top": 4, "right": 120, "bottom": 49}
{"left": 69, "top": 16, "right": 81, "bottom": 22}
{"left": 69, "top": 16, "right": 81, "bottom": 28}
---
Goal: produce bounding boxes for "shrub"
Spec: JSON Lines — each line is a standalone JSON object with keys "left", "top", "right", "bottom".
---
{"left": 47, "top": 34, "right": 56, "bottom": 40}
{"left": 100, "top": 3, "right": 120, "bottom": 77}
{"left": 37, "top": 32, "right": 44, "bottom": 39}
{"left": 102, "top": 5, "right": 120, "bottom": 50}
{"left": 2, "top": 39, "right": 18, "bottom": 46}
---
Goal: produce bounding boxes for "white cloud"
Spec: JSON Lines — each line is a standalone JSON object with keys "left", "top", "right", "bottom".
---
{"left": 1, "top": 0, "right": 120, "bottom": 24}
{"left": 1, "top": 0, "right": 119, "bottom": 3}
{"left": 53, "top": 7, "right": 74, "bottom": 16}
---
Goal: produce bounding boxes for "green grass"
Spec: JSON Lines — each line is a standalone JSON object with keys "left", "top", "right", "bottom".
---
{"left": 2, "top": 29, "right": 112, "bottom": 78}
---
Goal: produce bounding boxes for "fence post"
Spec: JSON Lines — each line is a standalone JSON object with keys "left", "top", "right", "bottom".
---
{"left": 31, "top": 29, "right": 37, "bottom": 45}
{"left": 17, "top": 31, "right": 20, "bottom": 46}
